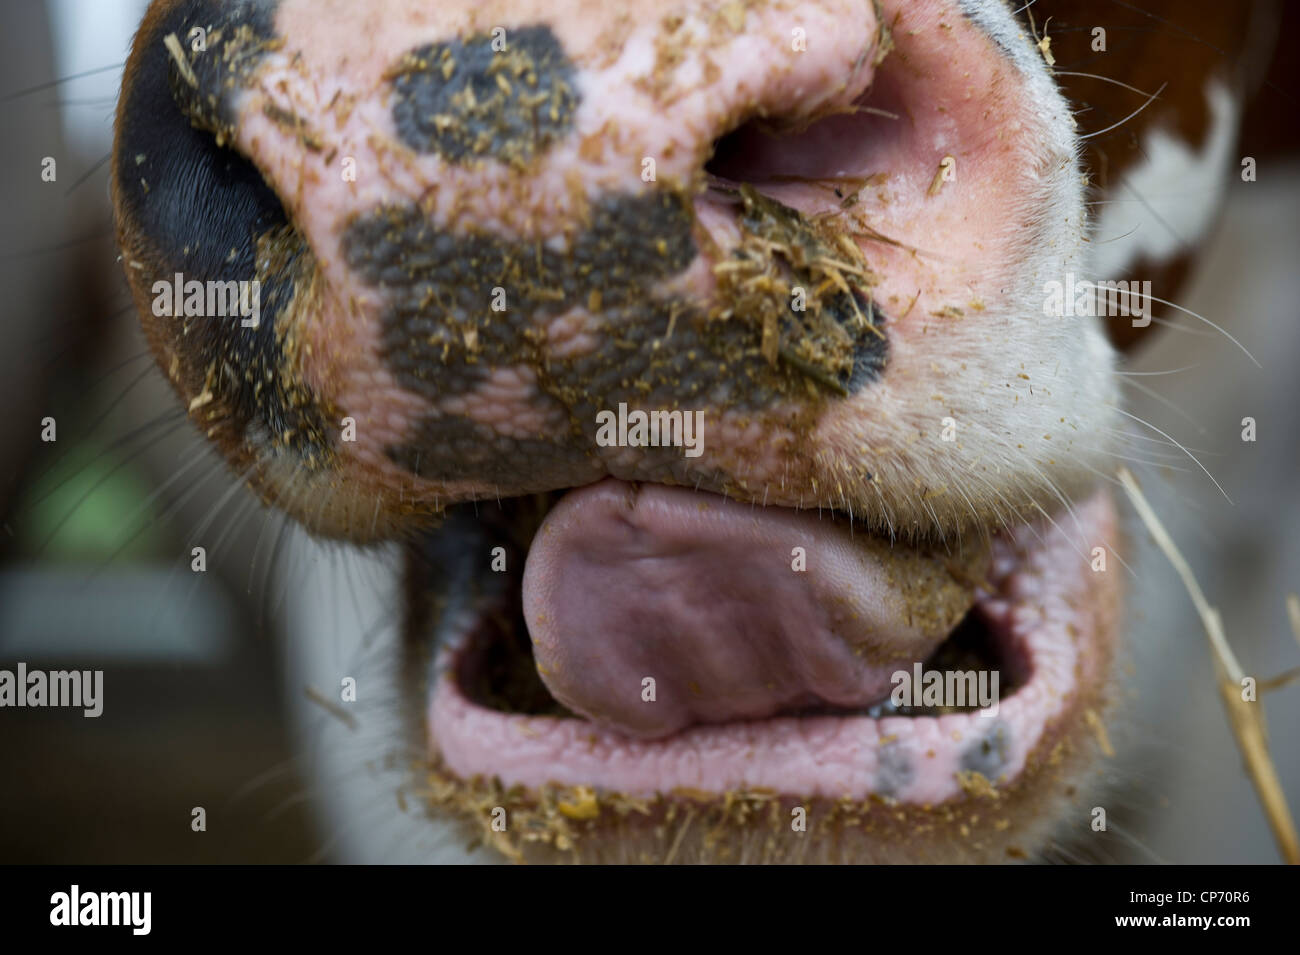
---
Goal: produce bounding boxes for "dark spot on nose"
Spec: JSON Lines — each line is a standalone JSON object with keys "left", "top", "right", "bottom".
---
{"left": 388, "top": 416, "right": 594, "bottom": 489}
{"left": 340, "top": 182, "right": 891, "bottom": 486}
{"left": 114, "top": 0, "right": 330, "bottom": 459}
{"left": 389, "top": 24, "right": 578, "bottom": 166}
{"left": 341, "top": 190, "right": 704, "bottom": 486}
{"left": 340, "top": 190, "right": 697, "bottom": 408}
{"left": 961, "top": 720, "right": 1011, "bottom": 780}
{"left": 725, "top": 186, "right": 888, "bottom": 395}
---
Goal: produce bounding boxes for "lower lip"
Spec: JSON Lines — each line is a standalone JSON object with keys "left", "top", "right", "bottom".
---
{"left": 428, "top": 490, "right": 1120, "bottom": 805}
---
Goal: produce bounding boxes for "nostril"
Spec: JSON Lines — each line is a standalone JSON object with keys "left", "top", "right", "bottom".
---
{"left": 700, "top": 106, "right": 896, "bottom": 397}
{"left": 161, "top": 0, "right": 282, "bottom": 146}
{"left": 114, "top": 0, "right": 287, "bottom": 283}
{"left": 704, "top": 79, "right": 904, "bottom": 191}
{"left": 113, "top": 0, "right": 328, "bottom": 457}
{"left": 705, "top": 117, "right": 790, "bottom": 186}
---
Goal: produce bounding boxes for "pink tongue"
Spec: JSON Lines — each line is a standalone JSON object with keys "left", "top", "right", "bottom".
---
{"left": 522, "top": 480, "right": 984, "bottom": 739}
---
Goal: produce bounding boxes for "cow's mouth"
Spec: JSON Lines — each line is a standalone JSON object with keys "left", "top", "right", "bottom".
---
{"left": 412, "top": 483, "right": 1121, "bottom": 862}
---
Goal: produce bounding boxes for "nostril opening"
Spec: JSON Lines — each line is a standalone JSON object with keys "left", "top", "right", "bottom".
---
{"left": 698, "top": 90, "right": 900, "bottom": 397}
{"left": 704, "top": 81, "right": 905, "bottom": 192}
{"left": 114, "top": 0, "right": 289, "bottom": 279}
{"left": 705, "top": 117, "right": 797, "bottom": 187}
{"left": 115, "top": 58, "right": 287, "bottom": 285}
{"left": 704, "top": 117, "right": 767, "bottom": 184}
{"left": 113, "top": 0, "right": 328, "bottom": 453}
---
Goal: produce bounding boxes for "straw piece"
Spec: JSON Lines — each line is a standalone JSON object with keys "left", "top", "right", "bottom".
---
{"left": 1116, "top": 467, "right": 1298, "bottom": 863}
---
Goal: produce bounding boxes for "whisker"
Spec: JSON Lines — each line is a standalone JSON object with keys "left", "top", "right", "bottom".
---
{"left": 1125, "top": 288, "right": 1261, "bottom": 367}
{"left": 1080, "top": 81, "right": 1168, "bottom": 140}
{"left": 26, "top": 407, "right": 185, "bottom": 506}
{"left": 64, "top": 151, "right": 112, "bottom": 198}
{"left": 0, "top": 61, "right": 125, "bottom": 102}
{"left": 32, "top": 416, "right": 191, "bottom": 555}
{"left": 0, "top": 226, "right": 113, "bottom": 262}
{"left": 1118, "top": 377, "right": 1209, "bottom": 436}
{"left": 1111, "top": 406, "right": 1232, "bottom": 503}
{"left": 1115, "top": 364, "right": 1200, "bottom": 376}
{"left": 1052, "top": 70, "right": 1158, "bottom": 98}
{"left": 77, "top": 452, "right": 213, "bottom": 586}
{"left": 1106, "top": 0, "right": 1235, "bottom": 59}
{"left": 1112, "top": 169, "right": 1191, "bottom": 253}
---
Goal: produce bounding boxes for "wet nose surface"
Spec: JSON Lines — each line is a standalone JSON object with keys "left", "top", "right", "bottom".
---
{"left": 115, "top": 0, "right": 1112, "bottom": 540}
{"left": 234, "top": 0, "right": 889, "bottom": 496}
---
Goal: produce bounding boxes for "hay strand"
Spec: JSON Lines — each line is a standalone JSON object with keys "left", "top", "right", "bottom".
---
{"left": 1117, "top": 467, "right": 1299, "bottom": 864}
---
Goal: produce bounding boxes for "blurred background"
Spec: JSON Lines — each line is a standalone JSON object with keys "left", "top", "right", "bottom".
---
{"left": 0, "top": 0, "right": 316, "bottom": 862}
{"left": 0, "top": 0, "right": 1297, "bottom": 863}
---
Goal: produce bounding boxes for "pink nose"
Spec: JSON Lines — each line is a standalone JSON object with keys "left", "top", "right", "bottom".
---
{"left": 147, "top": 0, "right": 892, "bottom": 485}
{"left": 115, "top": 0, "right": 1106, "bottom": 544}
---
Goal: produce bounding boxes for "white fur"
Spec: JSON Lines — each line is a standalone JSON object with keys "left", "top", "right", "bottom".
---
{"left": 1091, "top": 79, "right": 1240, "bottom": 279}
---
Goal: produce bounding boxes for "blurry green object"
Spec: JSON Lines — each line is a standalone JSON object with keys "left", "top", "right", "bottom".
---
{"left": 17, "top": 444, "right": 166, "bottom": 562}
